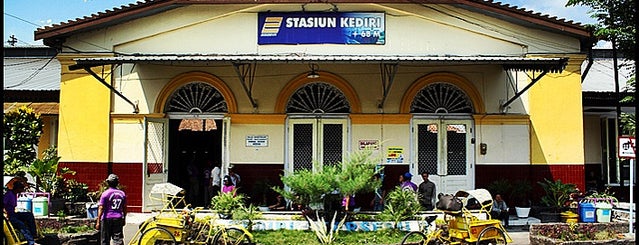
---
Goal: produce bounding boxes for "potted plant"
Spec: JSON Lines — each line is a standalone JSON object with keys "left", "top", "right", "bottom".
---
{"left": 511, "top": 180, "right": 533, "bottom": 218}
{"left": 536, "top": 178, "right": 577, "bottom": 222}
{"left": 211, "top": 190, "right": 246, "bottom": 219}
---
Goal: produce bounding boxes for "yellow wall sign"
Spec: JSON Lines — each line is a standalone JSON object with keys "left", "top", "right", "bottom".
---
{"left": 386, "top": 147, "right": 404, "bottom": 163}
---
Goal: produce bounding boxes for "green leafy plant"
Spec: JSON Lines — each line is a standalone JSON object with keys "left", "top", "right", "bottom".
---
{"left": 486, "top": 179, "right": 513, "bottom": 198}
{"left": 306, "top": 211, "right": 347, "bottom": 244}
{"left": 232, "top": 204, "right": 263, "bottom": 231}
{"left": 511, "top": 179, "right": 533, "bottom": 207}
{"left": 20, "top": 146, "right": 75, "bottom": 198}
{"left": 211, "top": 190, "right": 246, "bottom": 217}
{"left": 3, "top": 105, "right": 44, "bottom": 175}
{"left": 376, "top": 187, "right": 422, "bottom": 229}
{"left": 59, "top": 179, "right": 89, "bottom": 203}
{"left": 273, "top": 150, "right": 381, "bottom": 210}
{"left": 537, "top": 178, "right": 577, "bottom": 212}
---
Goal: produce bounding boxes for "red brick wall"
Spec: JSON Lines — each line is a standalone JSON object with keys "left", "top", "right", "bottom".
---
{"left": 59, "top": 162, "right": 143, "bottom": 212}
{"left": 475, "top": 164, "right": 585, "bottom": 204}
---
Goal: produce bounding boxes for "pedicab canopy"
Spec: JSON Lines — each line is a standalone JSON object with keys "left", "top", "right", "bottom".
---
{"left": 454, "top": 189, "right": 494, "bottom": 210}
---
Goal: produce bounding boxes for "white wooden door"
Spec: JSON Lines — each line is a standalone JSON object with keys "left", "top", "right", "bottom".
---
{"left": 287, "top": 118, "right": 348, "bottom": 173}
{"left": 413, "top": 119, "right": 474, "bottom": 194}
{"left": 143, "top": 117, "right": 169, "bottom": 212}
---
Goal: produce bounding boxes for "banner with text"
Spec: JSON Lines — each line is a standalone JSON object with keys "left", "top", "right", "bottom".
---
{"left": 258, "top": 12, "right": 385, "bottom": 45}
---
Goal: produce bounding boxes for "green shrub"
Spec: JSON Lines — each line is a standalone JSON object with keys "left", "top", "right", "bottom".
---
{"left": 376, "top": 187, "right": 422, "bottom": 228}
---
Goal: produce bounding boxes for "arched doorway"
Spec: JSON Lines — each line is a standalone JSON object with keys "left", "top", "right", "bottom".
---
{"left": 165, "top": 81, "right": 227, "bottom": 207}
{"left": 402, "top": 73, "right": 481, "bottom": 194}
{"left": 143, "top": 72, "right": 235, "bottom": 211}
{"left": 286, "top": 81, "right": 351, "bottom": 172}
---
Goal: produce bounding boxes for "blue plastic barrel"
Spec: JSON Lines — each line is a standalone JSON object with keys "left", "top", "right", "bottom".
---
{"left": 578, "top": 202, "right": 596, "bottom": 223}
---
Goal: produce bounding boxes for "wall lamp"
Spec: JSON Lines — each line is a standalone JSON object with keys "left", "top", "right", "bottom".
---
{"left": 307, "top": 64, "right": 320, "bottom": 78}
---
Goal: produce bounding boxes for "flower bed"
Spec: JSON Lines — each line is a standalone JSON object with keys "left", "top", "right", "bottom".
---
{"left": 529, "top": 222, "right": 633, "bottom": 245}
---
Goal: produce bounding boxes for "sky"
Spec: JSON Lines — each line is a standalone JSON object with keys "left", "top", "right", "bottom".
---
{"left": 3, "top": 0, "right": 597, "bottom": 46}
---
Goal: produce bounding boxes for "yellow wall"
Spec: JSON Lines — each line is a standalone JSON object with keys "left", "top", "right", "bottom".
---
{"left": 37, "top": 116, "right": 56, "bottom": 157}
{"left": 57, "top": 54, "right": 113, "bottom": 162}
{"left": 529, "top": 54, "right": 586, "bottom": 165}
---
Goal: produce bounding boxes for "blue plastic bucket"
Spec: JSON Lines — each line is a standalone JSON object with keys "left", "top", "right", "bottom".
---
{"left": 578, "top": 202, "right": 596, "bottom": 223}
{"left": 16, "top": 196, "right": 32, "bottom": 212}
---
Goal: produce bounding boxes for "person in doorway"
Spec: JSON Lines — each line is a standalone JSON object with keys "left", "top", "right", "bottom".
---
{"left": 370, "top": 173, "right": 386, "bottom": 211}
{"left": 491, "top": 194, "right": 509, "bottom": 227}
{"left": 96, "top": 174, "right": 127, "bottom": 245}
{"left": 418, "top": 172, "right": 436, "bottom": 211}
{"left": 268, "top": 195, "right": 287, "bottom": 211}
{"left": 341, "top": 194, "right": 356, "bottom": 211}
{"left": 186, "top": 153, "right": 200, "bottom": 205}
{"left": 221, "top": 175, "right": 235, "bottom": 195}
{"left": 3, "top": 181, "right": 39, "bottom": 245}
{"left": 400, "top": 172, "right": 417, "bottom": 192}
{"left": 228, "top": 165, "right": 241, "bottom": 187}
{"left": 203, "top": 160, "right": 212, "bottom": 208}
{"left": 210, "top": 163, "right": 221, "bottom": 198}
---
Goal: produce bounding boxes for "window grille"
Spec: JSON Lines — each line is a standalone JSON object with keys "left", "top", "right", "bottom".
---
{"left": 286, "top": 82, "right": 350, "bottom": 113}
{"left": 166, "top": 82, "right": 228, "bottom": 113}
{"left": 410, "top": 83, "right": 473, "bottom": 113}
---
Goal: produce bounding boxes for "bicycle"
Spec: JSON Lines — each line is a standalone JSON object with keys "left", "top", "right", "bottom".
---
{"left": 400, "top": 189, "right": 512, "bottom": 245}
{"left": 128, "top": 183, "right": 253, "bottom": 245}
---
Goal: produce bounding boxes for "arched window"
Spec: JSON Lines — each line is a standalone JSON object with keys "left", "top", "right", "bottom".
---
{"left": 286, "top": 82, "right": 350, "bottom": 113}
{"left": 410, "top": 83, "right": 473, "bottom": 113}
{"left": 165, "top": 82, "right": 228, "bottom": 113}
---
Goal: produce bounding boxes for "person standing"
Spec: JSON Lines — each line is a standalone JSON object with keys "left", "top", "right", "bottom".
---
{"left": 228, "top": 165, "right": 241, "bottom": 187}
{"left": 370, "top": 173, "right": 386, "bottom": 211}
{"left": 3, "top": 181, "right": 38, "bottom": 245}
{"left": 400, "top": 172, "right": 417, "bottom": 191}
{"left": 96, "top": 174, "right": 127, "bottom": 245}
{"left": 210, "top": 163, "right": 221, "bottom": 198}
{"left": 418, "top": 172, "right": 436, "bottom": 210}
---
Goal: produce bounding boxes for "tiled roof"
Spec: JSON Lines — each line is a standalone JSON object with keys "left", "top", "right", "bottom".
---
{"left": 34, "top": 0, "right": 591, "bottom": 40}
{"left": 3, "top": 57, "right": 61, "bottom": 91}
{"left": 3, "top": 102, "right": 59, "bottom": 115}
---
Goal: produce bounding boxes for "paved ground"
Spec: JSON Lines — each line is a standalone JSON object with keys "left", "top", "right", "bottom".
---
{"left": 122, "top": 213, "right": 531, "bottom": 244}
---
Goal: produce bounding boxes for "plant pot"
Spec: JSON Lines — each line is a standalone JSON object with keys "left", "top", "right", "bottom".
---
{"left": 515, "top": 207, "right": 531, "bottom": 218}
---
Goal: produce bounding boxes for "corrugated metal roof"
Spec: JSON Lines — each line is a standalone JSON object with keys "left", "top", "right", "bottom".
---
{"left": 71, "top": 55, "right": 568, "bottom": 73}
{"left": 3, "top": 57, "right": 61, "bottom": 91}
{"left": 3, "top": 102, "right": 59, "bottom": 115}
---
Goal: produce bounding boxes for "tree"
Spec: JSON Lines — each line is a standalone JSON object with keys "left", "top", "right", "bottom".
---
{"left": 3, "top": 106, "right": 44, "bottom": 175}
{"left": 567, "top": 0, "right": 635, "bottom": 59}
{"left": 567, "top": 0, "right": 637, "bottom": 135}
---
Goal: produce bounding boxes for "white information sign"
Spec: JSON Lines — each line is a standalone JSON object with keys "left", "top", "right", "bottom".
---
{"left": 618, "top": 136, "right": 636, "bottom": 158}
{"left": 246, "top": 135, "right": 269, "bottom": 147}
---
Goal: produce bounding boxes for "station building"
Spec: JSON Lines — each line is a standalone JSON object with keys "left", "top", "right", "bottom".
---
{"left": 34, "top": 0, "right": 593, "bottom": 211}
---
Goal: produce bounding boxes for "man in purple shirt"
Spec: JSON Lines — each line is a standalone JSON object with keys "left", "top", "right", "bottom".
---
{"left": 95, "top": 174, "right": 127, "bottom": 245}
{"left": 400, "top": 172, "right": 418, "bottom": 191}
{"left": 3, "top": 181, "right": 38, "bottom": 245}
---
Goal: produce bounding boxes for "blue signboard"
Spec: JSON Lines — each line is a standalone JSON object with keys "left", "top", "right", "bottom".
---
{"left": 258, "top": 12, "right": 385, "bottom": 45}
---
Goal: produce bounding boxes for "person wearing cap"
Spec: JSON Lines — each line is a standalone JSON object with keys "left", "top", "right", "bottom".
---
{"left": 3, "top": 181, "right": 39, "bottom": 245}
{"left": 96, "top": 174, "right": 127, "bottom": 245}
{"left": 400, "top": 172, "right": 417, "bottom": 192}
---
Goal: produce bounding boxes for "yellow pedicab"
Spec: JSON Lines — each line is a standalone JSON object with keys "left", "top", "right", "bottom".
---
{"left": 401, "top": 189, "right": 512, "bottom": 245}
{"left": 128, "top": 183, "right": 253, "bottom": 245}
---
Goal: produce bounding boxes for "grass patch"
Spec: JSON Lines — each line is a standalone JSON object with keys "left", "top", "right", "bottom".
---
{"left": 253, "top": 229, "right": 406, "bottom": 245}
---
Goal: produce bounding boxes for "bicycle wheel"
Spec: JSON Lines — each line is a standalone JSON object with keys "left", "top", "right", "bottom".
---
{"left": 138, "top": 227, "right": 177, "bottom": 245}
{"left": 476, "top": 226, "right": 507, "bottom": 245}
{"left": 400, "top": 231, "right": 427, "bottom": 245}
{"left": 212, "top": 227, "right": 253, "bottom": 245}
